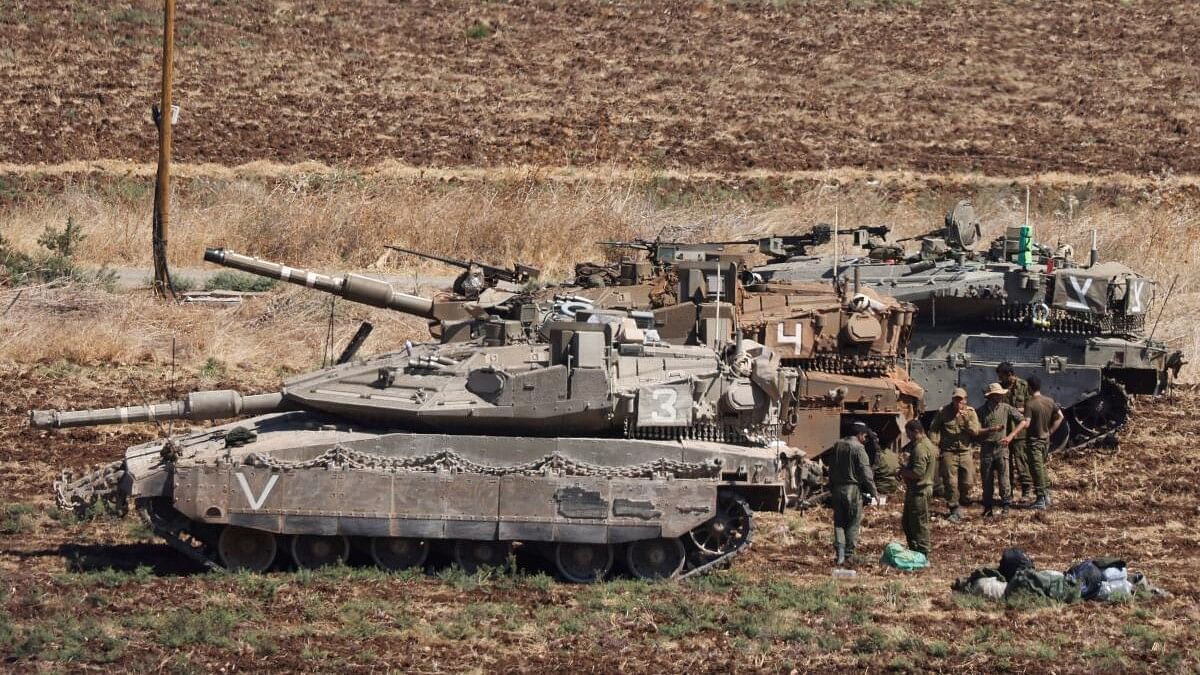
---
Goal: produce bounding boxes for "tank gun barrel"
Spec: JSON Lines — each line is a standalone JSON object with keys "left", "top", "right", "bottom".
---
{"left": 30, "top": 391, "right": 287, "bottom": 429}
{"left": 204, "top": 248, "right": 437, "bottom": 319}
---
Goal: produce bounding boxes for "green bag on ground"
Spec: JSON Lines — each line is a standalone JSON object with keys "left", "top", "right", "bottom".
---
{"left": 880, "top": 542, "right": 929, "bottom": 571}
{"left": 1003, "top": 569, "right": 1082, "bottom": 603}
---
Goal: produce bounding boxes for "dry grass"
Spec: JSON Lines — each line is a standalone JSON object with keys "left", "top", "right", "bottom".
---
{"left": 0, "top": 283, "right": 432, "bottom": 375}
{"left": 1, "top": 171, "right": 1197, "bottom": 372}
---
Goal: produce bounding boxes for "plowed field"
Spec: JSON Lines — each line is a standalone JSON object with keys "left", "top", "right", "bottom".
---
{"left": 1, "top": 0, "right": 1198, "bottom": 174}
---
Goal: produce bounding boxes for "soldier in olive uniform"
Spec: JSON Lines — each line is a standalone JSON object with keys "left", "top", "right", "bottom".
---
{"left": 899, "top": 418, "right": 936, "bottom": 556}
{"left": 1024, "top": 376, "right": 1064, "bottom": 510}
{"left": 997, "top": 362, "right": 1032, "bottom": 499}
{"left": 928, "top": 387, "right": 981, "bottom": 522}
{"left": 975, "top": 382, "right": 1028, "bottom": 517}
{"left": 872, "top": 444, "right": 900, "bottom": 503}
{"left": 827, "top": 421, "right": 877, "bottom": 565}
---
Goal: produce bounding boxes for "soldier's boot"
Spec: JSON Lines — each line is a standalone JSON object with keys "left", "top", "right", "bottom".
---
{"left": 982, "top": 503, "right": 994, "bottom": 518}
{"left": 835, "top": 544, "right": 846, "bottom": 566}
{"left": 1030, "top": 496, "right": 1049, "bottom": 511}
{"left": 999, "top": 501, "right": 1010, "bottom": 517}
{"left": 947, "top": 506, "right": 963, "bottom": 523}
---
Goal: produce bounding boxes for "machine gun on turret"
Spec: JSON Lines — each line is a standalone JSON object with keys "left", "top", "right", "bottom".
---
{"left": 601, "top": 224, "right": 898, "bottom": 269}
{"left": 890, "top": 200, "right": 983, "bottom": 263}
{"left": 384, "top": 245, "right": 540, "bottom": 299}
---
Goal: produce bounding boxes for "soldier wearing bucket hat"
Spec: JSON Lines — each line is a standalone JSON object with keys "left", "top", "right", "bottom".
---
{"left": 929, "top": 387, "right": 981, "bottom": 522}
{"left": 975, "top": 382, "right": 1028, "bottom": 517}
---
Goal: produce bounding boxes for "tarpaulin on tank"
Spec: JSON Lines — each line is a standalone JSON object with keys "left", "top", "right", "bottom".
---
{"left": 1053, "top": 264, "right": 1153, "bottom": 315}
{"left": 1050, "top": 264, "right": 1110, "bottom": 314}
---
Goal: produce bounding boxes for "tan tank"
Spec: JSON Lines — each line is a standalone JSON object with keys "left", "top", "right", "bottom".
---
{"left": 38, "top": 314, "right": 795, "bottom": 581}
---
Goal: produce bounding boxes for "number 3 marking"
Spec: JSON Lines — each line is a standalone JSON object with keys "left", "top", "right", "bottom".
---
{"left": 649, "top": 388, "right": 678, "bottom": 423}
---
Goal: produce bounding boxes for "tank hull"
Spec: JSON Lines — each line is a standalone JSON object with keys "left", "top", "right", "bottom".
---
{"left": 110, "top": 412, "right": 782, "bottom": 580}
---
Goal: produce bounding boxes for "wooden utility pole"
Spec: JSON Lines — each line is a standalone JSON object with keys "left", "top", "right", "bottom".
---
{"left": 151, "top": 0, "right": 176, "bottom": 298}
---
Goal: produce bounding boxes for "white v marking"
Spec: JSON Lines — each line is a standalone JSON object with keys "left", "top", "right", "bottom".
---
{"left": 235, "top": 473, "right": 279, "bottom": 510}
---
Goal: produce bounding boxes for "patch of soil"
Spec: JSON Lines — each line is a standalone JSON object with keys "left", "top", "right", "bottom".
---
{"left": 1, "top": 1, "right": 1197, "bottom": 175}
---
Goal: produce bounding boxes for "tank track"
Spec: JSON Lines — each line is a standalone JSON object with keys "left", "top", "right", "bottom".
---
{"left": 138, "top": 498, "right": 222, "bottom": 571}
{"left": 53, "top": 459, "right": 127, "bottom": 516}
{"left": 1059, "top": 378, "right": 1129, "bottom": 454}
{"left": 679, "top": 495, "right": 755, "bottom": 580}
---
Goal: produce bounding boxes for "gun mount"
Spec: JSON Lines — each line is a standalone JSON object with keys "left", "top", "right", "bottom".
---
{"left": 385, "top": 245, "right": 540, "bottom": 299}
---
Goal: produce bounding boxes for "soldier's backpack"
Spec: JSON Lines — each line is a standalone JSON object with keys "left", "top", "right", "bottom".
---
{"left": 999, "top": 547, "right": 1034, "bottom": 581}
{"left": 1004, "top": 569, "right": 1082, "bottom": 603}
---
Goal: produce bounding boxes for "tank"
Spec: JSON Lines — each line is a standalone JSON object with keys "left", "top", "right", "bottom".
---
{"left": 203, "top": 246, "right": 925, "bottom": 499}
{"left": 38, "top": 291, "right": 805, "bottom": 581}
{"left": 755, "top": 200, "right": 1185, "bottom": 450}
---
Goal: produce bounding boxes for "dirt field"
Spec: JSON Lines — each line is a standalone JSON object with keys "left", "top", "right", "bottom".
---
{"left": 2, "top": 0, "right": 1198, "bottom": 174}
{"left": 1, "top": 361, "right": 1197, "bottom": 672}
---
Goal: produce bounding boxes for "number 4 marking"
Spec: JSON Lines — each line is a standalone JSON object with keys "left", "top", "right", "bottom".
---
{"left": 776, "top": 322, "right": 802, "bottom": 347}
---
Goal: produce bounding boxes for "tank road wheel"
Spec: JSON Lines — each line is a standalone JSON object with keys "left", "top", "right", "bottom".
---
{"left": 554, "top": 543, "right": 614, "bottom": 584}
{"left": 452, "top": 540, "right": 512, "bottom": 574}
{"left": 217, "top": 526, "right": 278, "bottom": 572}
{"left": 290, "top": 535, "right": 350, "bottom": 570}
{"left": 688, "top": 494, "right": 754, "bottom": 559}
{"left": 370, "top": 537, "right": 431, "bottom": 572}
{"left": 625, "top": 538, "right": 686, "bottom": 581}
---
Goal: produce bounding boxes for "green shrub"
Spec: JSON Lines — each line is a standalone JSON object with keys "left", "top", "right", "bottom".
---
{"left": 0, "top": 503, "right": 36, "bottom": 534}
{"left": 1, "top": 218, "right": 113, "bottom": 288}
{"left": 205, "top": 270, "right": 277, "bottom": 292}
{"left": 147, "top": 607, "right": 242, "bottom": 648}
{"left": 465, "top": 20, "right": 492, "bottom": 39}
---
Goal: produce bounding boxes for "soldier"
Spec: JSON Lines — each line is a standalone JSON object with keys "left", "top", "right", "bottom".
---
{"left": 1023, "top": 376, "right": 1064, "bottom": 510}
{"left": 872, "top": 441, "right": 900, "bottom": 504}
{"left": 899, "top": 418, "right": 936, "bottom": 557}
{"left": 997, "top": 362, "right": 1032, "bottom": 500}
{"left": 928, "top": 387, "right": 981, "bottom": 522}
{"left": 827, "top": 421, "right": 877, "bottom": 565}
{"left": 975, "top": 383, "right": 1028, "bottom": 517}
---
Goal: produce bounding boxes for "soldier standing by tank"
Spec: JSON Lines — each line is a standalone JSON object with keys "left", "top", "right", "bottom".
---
{"left": 928, "top": 387, "right": 981, "bottom": 522}
{"left": 975, "top": 383, "right": 1028, "bottom": 517}
{"left": 997, "top": 362, "right": 1032, "bottom": 500}
{"left": 827, "top": 421, "right": 877, "bottom": 565}
{"left": 872, "top": 441, "right": 900, "bottom": 504}
{"left": 1023, "top": 376, "right": 1064, "bottom": 510}
{"left": 899, "top": 419, "right": 936, "bottom": 557}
